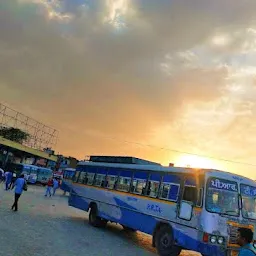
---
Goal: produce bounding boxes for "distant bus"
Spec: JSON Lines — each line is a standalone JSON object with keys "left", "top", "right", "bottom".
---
{"left": 6, "top": 163, "right": 53, "bottom": 185}
{"left": 60, "top": 168, "right": 76, "bottom": 193}
{"left": 68, "top": 159, "right": 256, "bottom": 256}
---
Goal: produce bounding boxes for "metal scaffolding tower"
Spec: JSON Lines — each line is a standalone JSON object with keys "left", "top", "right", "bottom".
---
{"left": 0, "top": 103, "right": 58, "bottom": 151}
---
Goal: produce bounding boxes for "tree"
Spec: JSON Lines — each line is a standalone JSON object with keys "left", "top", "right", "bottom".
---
{"left": 0, "top": 127, "right": 30, "bottom": 144}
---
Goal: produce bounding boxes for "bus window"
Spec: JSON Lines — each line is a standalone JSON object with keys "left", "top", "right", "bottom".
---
{"left": 160, "top": 183, "right": 180, "bottom": 201}
{"left": 30, "top": 168, "right": 38, "bottom": 175}
{"left": 148, "top": 173, "right": 161, "bottom": 198}
{"left": 95, "top": 174, "right": 106, "bottom": 187}
{"left": 160, "top": 183, "right": 169, "bottom": 199}
{"left": 132, "top": 179, "right": 146, "bottom": 194}
{"left": 105, "top": 169, "right": 119, "bottom": 189}
{"left": 87, "top": 173, "right": 95, "bottom": 185}
{"left": 64, "top": 170, "right": 71, "bottom": 180}
{"left": 159, "top": 174, "right": 180, "bottom": 201}
{"left": 63, "top": 171, "right": 68, "bottom": 179}
{"left": 23, "top": 166, "right": 31, "bottom": 175}
{"left": 183, "top": 186, "right": 198, "bottom": 205}
{"left": 68, "top": 171, "right": 74, "bottom": 180}
{"left": 131, "top": 172, "right": 148, "bottom": 195}
{"left": 73, "top": 171, "right": 80, "bottom": 182}
{"left": 78, "top": 172, "right": 88, "bottom": 184}
{"left": 107, "top": 176, "right": 118, "bottom": 189}
{"left": 106, "top": 169, "right": 119, "bottom": 189}
{"left": 94, "top": 167, "right": 107, "bottom": 187}
{"left": 116, "top": 170, "right": 132, "bottom": 192}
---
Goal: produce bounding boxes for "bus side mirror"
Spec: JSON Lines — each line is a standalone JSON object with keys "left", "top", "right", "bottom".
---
{"left": 178, "top": 201, "right": 193, "bottom": 221}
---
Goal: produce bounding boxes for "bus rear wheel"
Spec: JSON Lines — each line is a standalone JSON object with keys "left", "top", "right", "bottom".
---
{"left": 155, "top": 225, "right": 181, "bottom": 256}
{"left": 89, "top": 205, "right": 107, "bottom": 228}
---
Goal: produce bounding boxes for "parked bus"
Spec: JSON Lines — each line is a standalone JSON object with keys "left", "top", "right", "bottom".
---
{"left": 68, "top": 159, "right": 256, "bottom": 256}
{"left": 60, "top": 168, "right": 76, "bottom": 193}
{"left": 6, "top": 163, "right": 53, "bottom": 185}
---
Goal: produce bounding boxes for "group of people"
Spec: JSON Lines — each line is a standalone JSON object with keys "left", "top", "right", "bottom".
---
{"left": 0, "top": 166, "right": 27, "bottom": 212}
{"left": 44, "top": 177, "right": 59, "bottom": 197}
{"left": 0, "top": 165, "right": 60, "bottom": 211}
{"left": 0, "top": 170, "right": 17, "bottom": 191}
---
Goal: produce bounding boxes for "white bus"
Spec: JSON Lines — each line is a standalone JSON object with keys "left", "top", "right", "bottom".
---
{"left": 68, "top": 158, "right": 256, "bottom": 256}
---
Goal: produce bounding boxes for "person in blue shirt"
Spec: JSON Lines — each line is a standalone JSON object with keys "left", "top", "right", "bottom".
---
{"left": 52, "top": 178, "right": 59, "bottom": 196}
{"left": 237, "top": 228, "right": 256, "bottom": 256}
{"left": 5, "top": 171, "right": 13, "bottom": 190}
{"left": 11, "top": 174, "right": 26, "bottom": 212}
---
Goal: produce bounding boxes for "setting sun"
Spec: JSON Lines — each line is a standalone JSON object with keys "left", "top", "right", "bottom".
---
{"left": 175, "top": 154, "right": 217, "bottom": 169}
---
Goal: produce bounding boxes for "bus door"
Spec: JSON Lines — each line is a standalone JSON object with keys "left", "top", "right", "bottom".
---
{"left": 176, "top": 176, "right": 203, "bottom": 229}
{"left": 28, "top": 167, "right": 38, "bottom": 184}
{"left": 22, "top": 166, "right": 31, "bottom": 181}
{"left": 37, "top": 168, "right": 50, "bottom": 184}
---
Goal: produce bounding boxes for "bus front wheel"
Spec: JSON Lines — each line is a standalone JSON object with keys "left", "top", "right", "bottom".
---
{"left": 89, "top": 205, "right": 107, "bottom": 228}
{"left": 155, "top": 225, "right": 181, "bottom": 256}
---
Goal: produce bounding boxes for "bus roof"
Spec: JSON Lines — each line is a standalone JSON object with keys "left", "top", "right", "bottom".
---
{"left": 62, "top": 168, "right": 76, "bottom": 172}
{"left": 89, "top": 156, "right": 161, "bottom": 166}
{"left": 78, "top": 160, "right": 208, "bottom": 174}
{"left": 18, "top": 163, "right": 52, "bottom": 171}
{"left": 78, "top": 161, "right": 256, "bottom": 184}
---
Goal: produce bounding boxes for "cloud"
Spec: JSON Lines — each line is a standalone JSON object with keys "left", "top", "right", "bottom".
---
{"left": 1, "top": 0, "right": 256, "bottom": 178}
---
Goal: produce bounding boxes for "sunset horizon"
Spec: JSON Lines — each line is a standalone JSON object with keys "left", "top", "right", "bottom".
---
{"left": 1, "top": 0, "right": 256, "bottom": 180}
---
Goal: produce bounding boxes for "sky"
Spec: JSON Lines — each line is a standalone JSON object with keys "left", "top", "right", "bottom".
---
{"left": 1, "top": 0, "right": 256, "bottom": 179}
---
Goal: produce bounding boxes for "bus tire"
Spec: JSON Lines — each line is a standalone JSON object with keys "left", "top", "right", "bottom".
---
{"left": 155, "top": 225, "right": 181, "bottom": 256}
{"left": 89, "top": 205, "right": 107, "bottom": 228}
{"left": 122, "top": 225, "right": 137, "bottom": 232}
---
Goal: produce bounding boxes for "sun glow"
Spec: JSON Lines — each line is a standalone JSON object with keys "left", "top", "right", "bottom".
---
{"left": 175, "top": 155, "right": 216, "bottom": 169}
{"left": 104, "top": 0, "right": 128, "bottom": 29}
{"left": 107, "top": 0, "right": 127, "bottom": 20}
{"left": 211, "top": 34, "right": 231, "bottom": 47}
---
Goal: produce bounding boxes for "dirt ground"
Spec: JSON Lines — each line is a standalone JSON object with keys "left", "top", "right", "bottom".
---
{"left": 0, "top": 184, "right": 200, "bottom": 256}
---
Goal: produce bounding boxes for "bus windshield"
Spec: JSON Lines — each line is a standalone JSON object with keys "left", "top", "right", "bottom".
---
{"left": 206, "top": 177, "right": 239, "bottom": 216}
{"left": 240, "top": 184, "right": 256, "bottom": 220}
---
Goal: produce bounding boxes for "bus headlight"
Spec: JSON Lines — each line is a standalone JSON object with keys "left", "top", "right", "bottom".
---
{"left": 210, "top": 236, "right": 217, "bottom": 244}
{"left": 217, "top": 237, "right": 224, "bottom": 244}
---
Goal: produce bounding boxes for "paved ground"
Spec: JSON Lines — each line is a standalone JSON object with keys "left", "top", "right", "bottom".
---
{"left": 0, "top": 184, "right": 200, "bottom": 256}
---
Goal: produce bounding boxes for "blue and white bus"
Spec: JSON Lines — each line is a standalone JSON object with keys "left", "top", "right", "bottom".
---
{"left": 60, "top": 168, "right": 76, "bottom": 193}
{"left": 68, "top": 158, "right": 256, "bottom": 256}
{"left": 8, "top": 163, "right": 53, "bottom": 185}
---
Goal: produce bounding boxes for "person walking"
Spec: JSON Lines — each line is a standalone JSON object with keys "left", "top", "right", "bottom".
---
{"left": 237, "top": 228, "right": 256, "bottom": 255}
{"left": 52, "top": 178, "right": 59, "bottom": 196}
{"left": 9, "top": 172, "right": 17, "bottom": 189}
{"left": 11, "top": 174, "right": 27, "bottom": 212}
{"left": 5, "top": 171, "right": 12, "bottom": 190}
{"left": 45, "top": 178, "right": 53, "bottom": 197}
